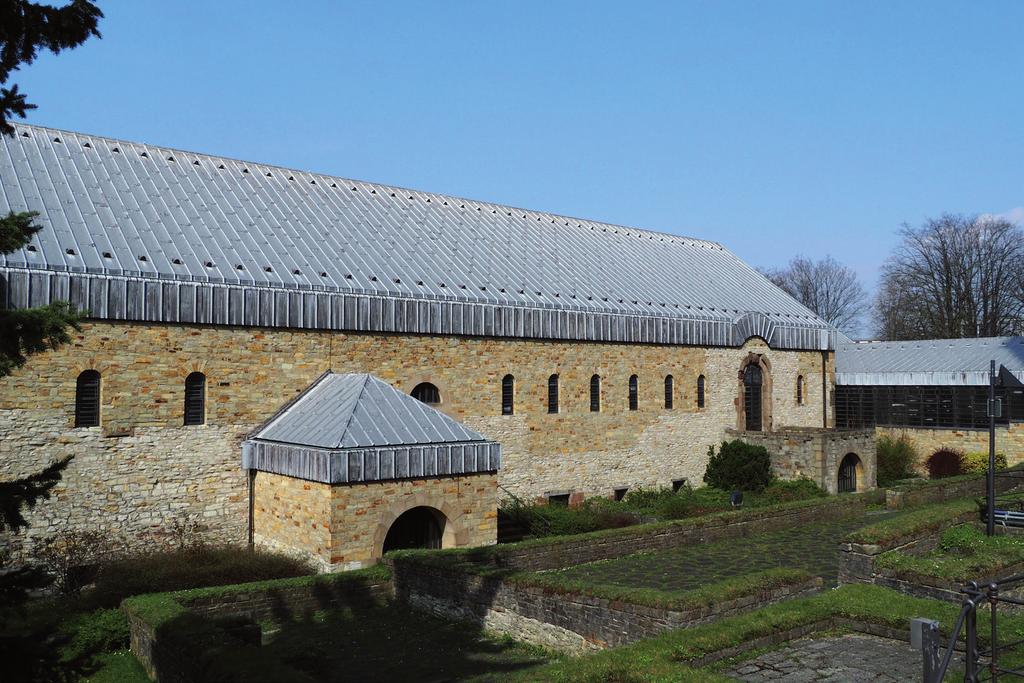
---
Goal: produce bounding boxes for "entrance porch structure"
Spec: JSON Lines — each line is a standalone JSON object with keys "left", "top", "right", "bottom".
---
{"left": 242, "top": 372, "right": 501, "bottom": 571}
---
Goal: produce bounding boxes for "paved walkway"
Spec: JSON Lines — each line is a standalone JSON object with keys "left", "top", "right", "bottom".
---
{"left": 555, "top": 512, "right": 895, "bottom": 591}
{"left": 726, "top": 633, "right": 937, "bottom": 682}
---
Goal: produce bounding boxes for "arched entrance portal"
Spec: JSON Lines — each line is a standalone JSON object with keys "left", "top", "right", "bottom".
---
{"left": 382, "top": 506, "right": 446, "bottom": 553}
{"left": 838, "top": 453, "right": 861, "bottom": 493}
{"left": 744, "top": 364, "right": 764, "bottom": 431}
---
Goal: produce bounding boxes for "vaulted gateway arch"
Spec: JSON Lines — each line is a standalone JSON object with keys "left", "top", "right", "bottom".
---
{"left": 242, "top": 372, "right": 501, "bottom": 571}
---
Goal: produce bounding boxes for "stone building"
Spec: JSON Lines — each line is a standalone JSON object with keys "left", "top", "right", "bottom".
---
{"left": 0, "top": 124, "right": 869, "bottom": 569}
{"left": 836, "top": 336, "right": 1024, "bottom": 466}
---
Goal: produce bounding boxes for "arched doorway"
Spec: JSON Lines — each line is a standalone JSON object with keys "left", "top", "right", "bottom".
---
{"left": 382, "top": 506, "right": 446, "bottom": 553}
{"left": 744, "top": 364, "right": 763, "bottom": 431}
{"left": 838, "top": 453, "right": 861, "bottom": 493}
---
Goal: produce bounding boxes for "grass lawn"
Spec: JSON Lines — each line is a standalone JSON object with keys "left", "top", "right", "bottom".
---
{"left": 877, "top": 523, "right": 1024, "bottom": 582}
{"left": 263, "top": 599, "right": 556, "bottom": 682}
{"left": 552, "top": 513, "right": 897, "bottom": 592}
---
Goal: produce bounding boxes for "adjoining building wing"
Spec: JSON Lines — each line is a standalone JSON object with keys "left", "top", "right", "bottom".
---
{"left": 241, "top": 373, "right": 501, "bottom": 484}
{"left": 0, "top": 123, "right": 833, "bottom": 350}
{"left": 837, "top": 337, "right": 1024, "bottom": 386}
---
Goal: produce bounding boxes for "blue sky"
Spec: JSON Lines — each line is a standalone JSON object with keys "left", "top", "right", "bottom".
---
{"left": 12, "top": 1, "right": 1024, "bottom": 328}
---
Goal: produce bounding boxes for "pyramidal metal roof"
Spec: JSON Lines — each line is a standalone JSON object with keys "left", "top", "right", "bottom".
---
{"left": 252, "top": 373, "right": 488, "bottom": 449}
{"left": 0, "top": 123, "right": 834, "bottom": 350}
{"left": 241, "top": 373, "right": 500, "bottom": 484}
{"left": 836, "top": 336, "right": 1024, "bottom": 386}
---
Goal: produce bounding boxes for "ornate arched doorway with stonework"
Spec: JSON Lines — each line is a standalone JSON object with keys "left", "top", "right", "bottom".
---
{"left": 737, "top": 353, "right": 773, "bottom": 432}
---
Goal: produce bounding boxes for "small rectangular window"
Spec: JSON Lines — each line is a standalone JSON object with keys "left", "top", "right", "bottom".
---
{"left": 547, "top": 493, "right": 570, "bottom": 506}
{"left": 672, "top": 478, "right": 687, "bottom": 493}
{"left": 613, "top": 487, "right": 628, "bottom": 501}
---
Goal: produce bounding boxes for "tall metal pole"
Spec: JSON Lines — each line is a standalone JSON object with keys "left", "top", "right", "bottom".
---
{"left": 988, "top": 359, "right": 997, "bottom": 537}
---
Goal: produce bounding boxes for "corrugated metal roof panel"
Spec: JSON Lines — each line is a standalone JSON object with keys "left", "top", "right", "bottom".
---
{"left": 0, "top": 123, "right": 833, "bottom": 348}
{"left": 251, "top": 373, "right": 489, "bottom": 449}
{"left": 836, "top": 336, "right": 1024, "bottom": 386}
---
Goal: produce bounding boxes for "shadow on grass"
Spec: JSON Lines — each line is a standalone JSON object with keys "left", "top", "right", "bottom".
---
{"left": 149, "top": 568, "right": 552, "bottom": 682}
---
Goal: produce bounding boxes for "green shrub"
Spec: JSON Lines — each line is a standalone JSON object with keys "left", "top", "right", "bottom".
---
{"left": 939, "top": 524, "right": 986, "bottom": 556}
{"left": 926, "top": 448, "right": 965, "bottom": 479}
{"left": 703, "top": 440, "right": 773, "bottom": 492}
{"left": 498, "top": 498, "right": 639, "bottom": 538}
{"left": 59, "top": 608, "right": 130, "bottom": 667}
{"left": 91, "top": 546, "right": 315, "bottom": 607}
{"left": 876, "top": 433, "right": 919, "bottom": 486}
{"left": 961, "top": 451, "right": 1009, "bottom": 474}
{"left": 755, "top": 478, "right": 827, "bottom": 505}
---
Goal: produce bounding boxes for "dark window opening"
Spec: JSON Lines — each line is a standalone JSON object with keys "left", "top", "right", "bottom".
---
{"left": 411, "top": 382, "right": 441, "bottom": 405}
{"left": 744, "top": 364, "right": 763, "bottom": 431}
{"left": 697, "top": 375, "right": 706, "bottom": 409}
{"left": 614, "top": 487, "right": 629, "bottom": 502}
{"left": 75, "top": 370, "right": 100, "bottom": 428}
{"left": 672, "top": 478, "right": 687, "bottom": 493}
{"left": 835, "top": 385, "right": 1022, "bottom": 430}
{"left": 664, "top": 375, "right": 674, "bottom": 409}
{"left": 796, "top": 375, "right": 804, "bottom": 405}
{"left": 838, "top": 453, "right": 860, "bottom": 493}
{"left": 501, "top": 374, "right": 515, "bottom": 415}
{"left": 184, "top": 372, "right": 206, "bottom": 425}
{"left": 629, "top": 375, "right": 639, "bottom": 411}
{"left": 547, "top": 493, "right": 570, "bottom": 506}
{"left": 548, "top": 374, "right": 559, "bottom": 414}
{"left": 382, "top": 506, "right": 444, "bottom": 553}
{"left": 590, "top": 374, "right": 601, "bottom": 412}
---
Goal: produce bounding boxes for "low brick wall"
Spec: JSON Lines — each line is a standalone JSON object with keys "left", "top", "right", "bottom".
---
{"left": 886, "top": 473, "right": 1019, "bottom": 510}
{"left": 125, "top": 571, "right": 391, "bottom": 682}
{"left": 393, "top": 561, "right": 822, "bottom": 653}
{"left": 491, "top": 495, "right": 868, "bottom": 572}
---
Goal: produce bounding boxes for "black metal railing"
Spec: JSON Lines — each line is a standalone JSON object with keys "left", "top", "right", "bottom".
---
{"left": 917, "top": 573, "right": 1024, "bottom": 682}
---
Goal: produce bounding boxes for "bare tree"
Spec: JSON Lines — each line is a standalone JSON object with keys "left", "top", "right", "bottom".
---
{"left": 762, "top": 255, "right": 868, "bottom": 334}
{"left": 874, "top": 214, "right": 1024, "bottom": 340}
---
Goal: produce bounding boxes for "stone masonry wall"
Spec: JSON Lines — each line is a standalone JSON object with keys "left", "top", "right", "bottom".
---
{"left": 254, "top": 471, "right": 498, "bottom": 571}
{"left": 728, "top": 427, "right": 876, "bottom": 494}
{"left": 878, "top": 425, "right": 1024, "bottom": 469}
{"left": 0, "top": 321, "right": 829, "bottom": 558}
{"left": 395, "top": 561, "right": 823, "bottom": 653}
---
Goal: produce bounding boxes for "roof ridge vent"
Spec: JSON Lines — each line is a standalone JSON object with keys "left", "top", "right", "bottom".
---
{"left": 53, "top": 136, "right": 61, "bottom": 143}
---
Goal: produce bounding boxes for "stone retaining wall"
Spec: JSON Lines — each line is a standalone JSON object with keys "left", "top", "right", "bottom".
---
{"left": 491, "top": 496, "right": 867, "bottom": 572}
{"left": 885, "top": 473, "right": 1020, "bottom": 510}
{"left": 125, "top": 573, "right": 391, "bottom": 683}
{"left": 392, "top": 561, "right": 822, "bottom": 653}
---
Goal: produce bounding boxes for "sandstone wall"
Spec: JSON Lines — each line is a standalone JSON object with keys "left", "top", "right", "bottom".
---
{"left": 0, "top": 321, "right": 829, "bottom": 557}
{"left": 254, "top": 471, "right": 499, "bottom": 571}
{"left": 878, "top": 425, "right": 1024, "bottom": 468}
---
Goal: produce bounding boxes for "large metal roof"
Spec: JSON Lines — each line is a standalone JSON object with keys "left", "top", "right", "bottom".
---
{"left": 242, "top": 373, "right": 500, "bottom": 484}
{"left": 836, "top": 336, "right": 1024, "bottom": 386}
{"left": 0, "top": 123, "right": 833, "bottom": 349}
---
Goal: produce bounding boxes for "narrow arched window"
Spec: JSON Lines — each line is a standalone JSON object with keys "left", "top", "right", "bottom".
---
{"left": 501, "top": 374, "right": 515, "bottom": 415}
{"left": 75, "top": 370, "right": 101, "bottom": 428}
{"left": 796, "top": 375, "right": 805, "bottom": 405}
{"left": 184, "top": 372, "right": 206, "bottom": 425}
{"left": 628, "top": 375, "right": 639, "bottom": 411}
{"left": 697, "top": 375, "right": 706, "bottom": 409}
{"left": 664, "top": 375, "right": 674, "bottom": 409}
{"left": 411, "top": 382, "right": 441, "bottom": 405}
{"left": 547, "top": 374, "right": 559, "bottom": 414}
{"left": 590, "top": 374, "right": 601, "bottom": 412}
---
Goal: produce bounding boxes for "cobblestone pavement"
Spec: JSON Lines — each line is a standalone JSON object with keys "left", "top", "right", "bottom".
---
{"left": 555, "top": 512, "right": 897, "bottom": 591}
{"left": 725, "top": 633, "right": 934, "bottom": 682}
